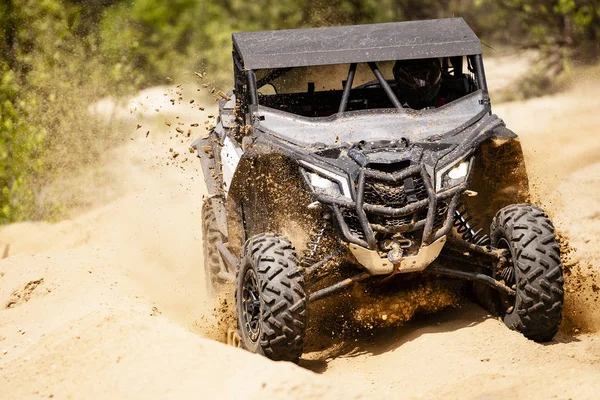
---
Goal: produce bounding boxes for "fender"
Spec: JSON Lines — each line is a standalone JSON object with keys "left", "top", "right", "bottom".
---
{"left": 464, "top": 128, "right": 530, "bottom": 233}
{"left": 226, "top": 148, "right": 320, "bottom": 257}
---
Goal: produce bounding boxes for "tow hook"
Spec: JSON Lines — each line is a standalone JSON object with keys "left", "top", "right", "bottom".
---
{"left": 385, "top": 239, "right": 412, "bottom": 265}
{"left": 387, "top": 244, "right": 403, "bottom": 264}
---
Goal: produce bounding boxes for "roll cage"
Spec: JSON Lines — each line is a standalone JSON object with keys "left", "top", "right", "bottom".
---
{"left": 231, "top": 18, "right": 490, "bottom": 119}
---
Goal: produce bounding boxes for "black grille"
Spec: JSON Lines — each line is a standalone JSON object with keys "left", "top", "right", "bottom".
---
{"left": 368, "top": 201, "right": 448, "bottom": 234}
{"left": 363, "top": 174, "right": 429, "bottom": 233}
{"left": 363, "top": 177, "right": 427, "bottom": 207}
{"left": 341, "top": 209, "right": 366, "bottom": 241}
{"left": 332, "top": 165, "right": 458, "bottom": 247}
{"left": 409, "top": 177, "right": 428, "bottom": 202}
{"left": 370, "top": 213, "right": 413, "bottom": 229}
{"left": 433, "top": 201, "right": 449, "bottom": 231}
{"left": 364, "top": 181, "right": 406, "bottom": 206}
{"left": 382, "top": 215, "right": 413, "bottom": 227}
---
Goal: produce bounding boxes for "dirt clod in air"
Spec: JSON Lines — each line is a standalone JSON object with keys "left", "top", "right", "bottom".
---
{"left": 217, "top": 91, "right": 230, "bottom": 101}
{"left": 205, "top": 286, "right": 237, "bottom": 343}
{"left": 558, "top": 232, "right": 600, "bottom": 332}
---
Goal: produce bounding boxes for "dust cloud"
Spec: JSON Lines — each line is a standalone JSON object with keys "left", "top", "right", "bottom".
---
{"left": 1, "top": 65, "right": 600, "bottom": 399}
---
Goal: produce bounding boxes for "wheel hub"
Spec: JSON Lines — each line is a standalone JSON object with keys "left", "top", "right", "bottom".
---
{"left": 242, "top": 268, "right": 261, "bottom": 342}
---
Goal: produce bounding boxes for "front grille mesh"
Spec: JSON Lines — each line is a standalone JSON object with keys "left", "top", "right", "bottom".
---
{"left": 434, "top": 201, "right": 449, "bottom": 231}
{"left": 363, "top": 177, "right": 428, "bottom": 207}
{"left": 410, "top": 177, "right": 429, "bottom": 201}
{"left": 341, "top": 208, "right": 366, "bottom": 241}
{"left": 363, "top": 175, "right": 431, "bottom": 233}
{"left": 381, "top": 215, "right": 413, "bottom": 227}
{"left": 337, "top": 168, "right": 452, "bottom": 244}
{"left": 364, "top": 181, "right": 406, "bottom": 206}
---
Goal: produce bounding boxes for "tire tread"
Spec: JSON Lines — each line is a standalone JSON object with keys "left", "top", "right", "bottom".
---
{"left": 235, "top": 233, "right": 306, "bottom": 362}
{"left": 491, "top": 204, "right": 564, "bottom": 341}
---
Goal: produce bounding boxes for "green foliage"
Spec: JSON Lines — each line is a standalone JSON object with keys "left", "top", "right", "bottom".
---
{"left": 0, "top": 0, "right": 134, "bottom": 223}
{"left": 0, "top": 62, "right": 45, "bottom": 223}
{"left": 96, "top": 0, "right": 600, "bottom": 88}
{"left": 98, "top": 0, "right": 408, "bottom": 86}
{"left": 501, "top": 0, "right": 600, "bottom": 51}
{"left": 1, "top": 0, "right": 599, "bottom": 224}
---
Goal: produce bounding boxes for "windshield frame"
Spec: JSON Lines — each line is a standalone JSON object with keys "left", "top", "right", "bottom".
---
{"left": 254, "top": 89, "right": 490, "bottom": 148}
{"left": 246, "top": 55, "right": 489, "bottom": 119}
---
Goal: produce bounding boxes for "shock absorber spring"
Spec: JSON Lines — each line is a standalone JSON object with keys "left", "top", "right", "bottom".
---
{"left": 301, "top": 223, "right": 328, "bottom": 268}
{"left": 453, "top": 203, "right": 490, "bottom": 246}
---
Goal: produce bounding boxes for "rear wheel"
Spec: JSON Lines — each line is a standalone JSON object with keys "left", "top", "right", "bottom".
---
{"left": 235, "top": 233, "right": 307, "bottom": 362}
{"left": 201, "top": 199, "right": 225, "bottom": 296}
{"left": 490, "top": 204, "right": 564, "bottom": 341}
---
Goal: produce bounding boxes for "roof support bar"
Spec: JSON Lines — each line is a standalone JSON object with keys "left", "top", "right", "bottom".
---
{"left": 247, "top": 70, "right": 258, "bottom": 105}
{"left": 338, "top": 63, "right": 357, "bottom": 115}
{"left": 368, "top": 62, "right": 402, "bottom": 109}
{"left": 472, "top": 55, "right": 488, "bottom": 92}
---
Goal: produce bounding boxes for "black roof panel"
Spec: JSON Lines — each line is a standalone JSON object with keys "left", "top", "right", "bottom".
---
{"left": 232, "top": 18, "right": 481, "bottom": 70}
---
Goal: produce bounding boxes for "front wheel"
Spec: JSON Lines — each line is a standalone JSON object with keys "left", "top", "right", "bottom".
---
{"left": 235, "top": 233, "right": 307, "bottom": 362}
{"left": 490, "top": 204, "right": 564, "bottom": 341}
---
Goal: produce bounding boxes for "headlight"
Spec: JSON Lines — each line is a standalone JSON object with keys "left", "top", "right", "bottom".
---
{"left": 447, "top": 161, "right": 469, "bottom": 180}
{"left": 436, "top": 157, "right": 472, "bottom": 191}
{"left": 299, "top": 161, "right": 352, "bottom": 199}
{"left": 306, "top": 172, "right": 343, "bottom": 197}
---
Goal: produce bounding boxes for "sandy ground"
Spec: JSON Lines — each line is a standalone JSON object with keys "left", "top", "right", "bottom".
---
{"left": 1, "top": 66, "right": 599, "bottom": 399}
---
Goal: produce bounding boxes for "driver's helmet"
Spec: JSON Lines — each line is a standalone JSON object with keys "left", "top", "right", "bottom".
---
{"left": 392, "top": 58, "right": 442, "bottom": 108}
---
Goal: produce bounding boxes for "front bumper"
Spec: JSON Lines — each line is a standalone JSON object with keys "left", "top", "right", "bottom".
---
{"left": 348, "top": 235, "right": 447, "bottom": 275}
{"left": 314, "top": 163, "right": 465, "bottom": 250}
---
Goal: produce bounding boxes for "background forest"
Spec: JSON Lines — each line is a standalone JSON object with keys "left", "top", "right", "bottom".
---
{"left": 1, "top": 0, "right": 599, "bottom": 223}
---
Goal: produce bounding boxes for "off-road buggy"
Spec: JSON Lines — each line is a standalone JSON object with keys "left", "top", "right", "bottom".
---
{"left": 193, "top": 18, "right": 564, "bottom": 362}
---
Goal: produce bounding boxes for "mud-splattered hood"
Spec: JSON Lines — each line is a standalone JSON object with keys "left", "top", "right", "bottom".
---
{"left": 255, "top": 90, "right": 489, "bottom": 147}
